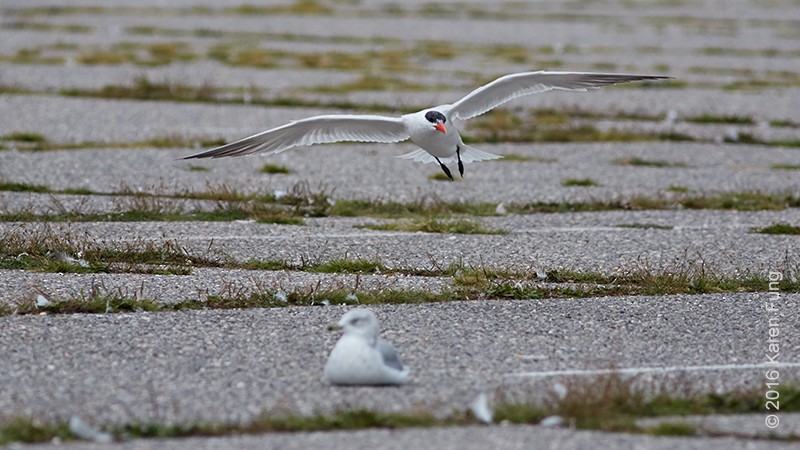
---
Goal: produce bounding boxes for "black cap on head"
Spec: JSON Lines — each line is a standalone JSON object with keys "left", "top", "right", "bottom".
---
{"left": 425, "top": 110, "right": 446, "bottom": 124}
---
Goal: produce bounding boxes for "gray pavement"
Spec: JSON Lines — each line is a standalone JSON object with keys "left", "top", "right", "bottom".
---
{"left": 1, "top": 0, "right": 799, "bottom": 448}
{"left": 15, "top": 425, "right": 800, "bottom": 450}
{"left": 3, "top": 296, "right": 799, "bottom": 425}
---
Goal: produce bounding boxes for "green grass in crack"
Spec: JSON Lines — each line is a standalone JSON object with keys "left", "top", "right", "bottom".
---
{"left": 666, "top": 185, "right": 690, "bottom": 193}
{"left": 4, "top": 263, "right": 798, "bottom": 316}
{"left": 428, "top": 172, "right": 458, "bottom": 182}
{"left": 0, "top": 418, "right": 74, "bottom": 446}
{"left": 0, "top": 227, "right": 219, "bottom": 275}
{"left": 616, "top": 223, "right": 674, "bottom": 230}
{"left": 308, "top": 257, "right": 388, "bottom": 274}
{"left": 685, "top": 114, "right": 755, "bottom": 125}
{"left": 468, "top": 268, "right": 798, "bottom": 300}
{"left": 3, "top": 178, "right": 800, "bottom": 224}
{"left": 0, "top": 132, "right": 50, "bottom": 150}
{"left": 38, "top": 294, "right": 161, "bottom": 314}
{"left": 561, "top": 178, "right": 599, "bottom": 187}
{"left": 0, "top": 181, "right": 50, "bottom": 193}
{"left": 330, "top": 196, "right": 499, "bottom": 218}
{"left": 174, "top": 289, "right": 451, "bottom": 310}
{"left": 61, "top": 76, "right": 219, "bottom": 102}
{"left": 260, "top": 163, "right": 292, "bottom": 174}
{"left": 358, "top": 217, "right": 506, "bottom": 235}
{"left": 3, "top": 381, "right": 798, "bottom": 444}
{"left": 752, "top": 223, "right": 800, "bottom": 235}
{"left": 496, "top": 153, "right": 557, "bottom": 163}
{"left": 771, "top": 164, "right": 800, "bottom": 171}
{"left": 499, "top": 377, "right": 800, "bottom": 434}
{"left": 614, "top": 157, "right": 688, "bottom": 168}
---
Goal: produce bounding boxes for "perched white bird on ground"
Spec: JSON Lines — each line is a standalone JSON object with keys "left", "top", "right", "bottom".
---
{"left": 323, "top": 308, "right": 409, "bottom": 386}
{"left": 184, "top": 71, "right": 670, "bottom": 180}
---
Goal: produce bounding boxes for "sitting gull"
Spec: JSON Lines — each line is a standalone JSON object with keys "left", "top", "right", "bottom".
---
{"left": 323, "top": 308, "right": 410, "bottom": 386}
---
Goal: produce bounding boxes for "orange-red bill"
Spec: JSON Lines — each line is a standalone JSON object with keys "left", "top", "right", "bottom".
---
{"left": 434, "top": 122, "right": 447, "bottom": 134}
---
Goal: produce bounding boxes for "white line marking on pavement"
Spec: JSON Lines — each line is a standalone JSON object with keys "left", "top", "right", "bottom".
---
{"left": 507, "top": 362, "right": 800, "bottom": 378}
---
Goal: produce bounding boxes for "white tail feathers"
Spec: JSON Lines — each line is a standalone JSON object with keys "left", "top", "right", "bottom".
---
{"left": 397, "top": 145, "right": 502, "bottom": 165}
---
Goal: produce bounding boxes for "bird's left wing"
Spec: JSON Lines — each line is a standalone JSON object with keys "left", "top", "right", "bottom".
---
{"left": 183, "top": 114, "right": 409, "bottom": 159}
{"left": 447, "top": 71, "right": 672, "bottom": 121}
{"left": 377, "top": 338, "right": 406, "bottom": 372}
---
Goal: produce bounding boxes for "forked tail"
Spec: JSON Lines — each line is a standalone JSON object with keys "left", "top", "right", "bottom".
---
{"left": 397, "top": 144, "right": 502, "bottom": 165}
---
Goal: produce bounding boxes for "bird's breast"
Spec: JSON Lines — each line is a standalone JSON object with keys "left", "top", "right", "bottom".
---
{"left": 408, "top": 126, "right": 461, "bottom": 158}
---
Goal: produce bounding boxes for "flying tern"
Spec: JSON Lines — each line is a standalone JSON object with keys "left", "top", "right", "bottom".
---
{"left": 184, "top": 71, "right": 671, "bottom": 180}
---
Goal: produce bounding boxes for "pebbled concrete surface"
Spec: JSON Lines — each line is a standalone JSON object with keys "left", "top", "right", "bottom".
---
{"left": 2, "top": 296, "right": 799, "bottom": 425}
{"left": 1, "top": 0, "right": 799, "bottom": 448}
{"left": 15, "top": 425, "right": 800, "bottom": 450}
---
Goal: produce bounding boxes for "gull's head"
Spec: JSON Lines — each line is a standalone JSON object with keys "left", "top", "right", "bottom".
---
{"left": 425, "top": 110, "right": 447, "bottom": 134}
{"left": 333, "top": 308, "right": 380, "bottom": 341}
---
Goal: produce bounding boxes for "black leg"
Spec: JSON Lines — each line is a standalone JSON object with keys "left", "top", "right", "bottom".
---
{"left": 435, "top": 157, "right": 453, "bottom": 181}
{"left": 456, "top": 145, "right": 464, "bottom": 177}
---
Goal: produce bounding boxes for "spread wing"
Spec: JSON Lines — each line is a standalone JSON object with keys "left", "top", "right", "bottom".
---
{"left": 447, "top": 71, "right": 672, "bottom": 121}
{"left": 183, "top": 114, "right": 409, "bottom": 159}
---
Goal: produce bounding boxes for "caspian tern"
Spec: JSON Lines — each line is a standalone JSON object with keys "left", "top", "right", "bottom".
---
{"left": 184, "top": 71, "right": 671, "bottom": 180}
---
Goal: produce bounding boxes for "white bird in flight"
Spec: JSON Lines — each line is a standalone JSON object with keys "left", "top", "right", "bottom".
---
{"left": 184, "top": 71, "right": 670, "bottom": 180}
{"left": 323, "top": 308, "right": 409, "bottom": 386}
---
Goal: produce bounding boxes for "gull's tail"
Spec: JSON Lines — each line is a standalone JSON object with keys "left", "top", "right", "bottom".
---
{"left": 397, "top": 144, "right": 503, "bottom": 165}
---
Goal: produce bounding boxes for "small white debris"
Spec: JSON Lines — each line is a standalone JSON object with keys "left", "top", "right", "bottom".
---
{"left": 52, "top": 251, "right": 90, "bottom": 267}
{"left": 539, "top": 415, "right": 565, "bottom": 428}
{"left": 274, "top": 290, "right": 288, "bottom": 303}
{"left": 35, "top": 294, "right": 51, "bottom": 307}
{"left": 662, "top": 109, "right": 678, "bottom": 125}
{"left": 320, "top": 299, "right": 330, "bottom": 306}
{"left": 73, "top": 252, "right": 89, "bottom": 267}
{"left": 552, "top": 382, "right": 569, "bottom": 400}
{"left": 345, "top": 293, "right": 359, "bottom": 304}
{"left": 469, "top": 392, "right": 494, "bottom": 424}
{"left": 68, "top": 416, "right": 113, "bottom": 443}
{"left": 495, "top": 203, "right": 507, "bottom": 215}
{"left": 724, "top": 127, "right": 739, "bottom": 142}
{"left": 273, "top": 190, "right": 287, "bottom": 200}
{"left": 535, "top": 268, "right": 548, "bottom": 281}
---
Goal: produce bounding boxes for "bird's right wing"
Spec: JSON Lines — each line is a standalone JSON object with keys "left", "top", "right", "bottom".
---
{"left": 183, "top": 114, "right": 409, "bottom": 159}
{"left": 447, "top": 71, "right": 672, "bottom": 121}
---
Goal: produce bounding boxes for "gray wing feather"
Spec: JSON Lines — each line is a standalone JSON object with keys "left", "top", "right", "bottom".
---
{"left": 184, "top": 115, "right": 409, "bottom": 159}
{"left": 448, "top": 71, "right": 672, "bottom": 121}
{"left": 377, "top": 338, "right": 406, "bottom": 372}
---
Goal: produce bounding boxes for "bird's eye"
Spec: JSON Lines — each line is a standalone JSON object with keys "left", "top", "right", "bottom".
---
{"left": 425, "top": 111, "right": 446, "bottom": 124}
